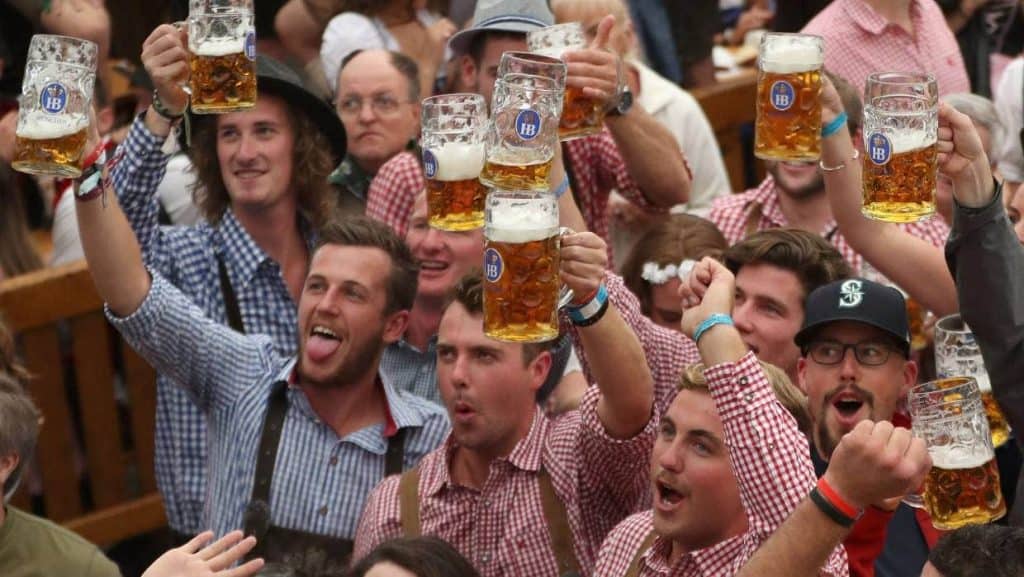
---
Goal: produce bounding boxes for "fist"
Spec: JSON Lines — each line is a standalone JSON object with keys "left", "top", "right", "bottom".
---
{"left": 678, "top": 257, "right": 735, "bottom": 339}
{"left": 823, "top": 420, "right": 931, "bottom": 509}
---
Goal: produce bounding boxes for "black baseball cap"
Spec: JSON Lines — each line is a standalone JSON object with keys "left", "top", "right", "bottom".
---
{"left": 794, "top": 278, "right": 910, "bottom": 354}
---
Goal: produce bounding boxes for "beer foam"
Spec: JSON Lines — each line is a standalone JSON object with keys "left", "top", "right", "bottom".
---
{"left": 16, "top": 112, "right": 87, "bottom": 139}
{"left": 761, "top": 45, "right": 822, "bottom": 73}
{"left": 194, "top": 37, "right": 246, "bottom": 57}
{"left": 886, "top": 130, "right": 937, "bottom": 154}
{"left": 486, "top": 209, "right": 557, "bottom": 243}
{"left": 929, "top": 445, "right": 993, "bottom": 470}
{"left": 432, "top": 142, "right": 485, "bottom": 181}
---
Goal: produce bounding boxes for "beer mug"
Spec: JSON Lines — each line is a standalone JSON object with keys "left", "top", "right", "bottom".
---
{"left": 12, "top": 35, "right": 97, "bottom": 178}
{"left": 907, "top": 377, "right": 1006, "bottom": 530}
{"left": 754, "top": 33, "right": 824, "bottom": 162}
{"left": 480, "top": 74, "right": 562, "bottom": 192}
{"left": 526, "top": 23, "right": 606, "bottom": 140}
{"left": 421, "top": 94, "right": 488, "bottom": 231}
{"left": 862, "top": 72, "right": 938, "bottom": 223}
{"left": 484, "top": 191, "right": 566, "bottom": 342}
{"left": 934, "top": 314, "right": 1012, "bottom": 448}
{"left": 188, "top": 0, "right": 257, "bottom": 114}
{"left": 496, "top": 51, "right": 567, "bottom": 94}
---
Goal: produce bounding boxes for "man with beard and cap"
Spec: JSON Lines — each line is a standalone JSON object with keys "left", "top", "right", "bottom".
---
{"left": 106, "top": 25, "right": 347, "bottom": 544}
{"left": 794, "top": 278, "right": 940, "bottom": 577}
{"left": 73, "top": 126, "right": 449, "bottom": 576}
{"left": 708, "top": 73, "right": 949, "bottom": 275}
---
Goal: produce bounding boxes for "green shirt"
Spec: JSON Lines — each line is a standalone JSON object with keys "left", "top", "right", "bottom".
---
{"left": 0, "top": 507, "right": 121, "bottom": 577}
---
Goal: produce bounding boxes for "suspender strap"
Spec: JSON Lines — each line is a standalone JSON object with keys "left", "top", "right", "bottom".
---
{"left": 243, "top": 381, "right": 289, "bottom": 537}
{"left": 217, "top": 255, "right": 246, "bottom": 333}
{"left": 538, "top": 467, "right": 581, "bottom": 576}
{"left": 743, "top": 201, "right": 764, "bottom": 239}
{"left": 384, "top": 427, "right": 407, "bottom": 476}
{"left": 398, "top": 466, "right": 421, "bottom": 537}
{"left": 624, "top": 530, "right": 658, "bottom": 577}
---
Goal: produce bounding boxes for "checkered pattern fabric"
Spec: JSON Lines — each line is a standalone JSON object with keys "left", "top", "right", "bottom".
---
{"left": 593, "top": 353, "right": 849, "bottom": 577}
{"left": 109, "top": 274, "right": 450, "bottom": 539}
{"left": 802, "top": 0, "right": 969, "bottom": 97}
{"left": 110, "top": 117, "right": 308, "bottom": 533}
{"left": 353, "top": 387, "right": 656, "bottom": 577}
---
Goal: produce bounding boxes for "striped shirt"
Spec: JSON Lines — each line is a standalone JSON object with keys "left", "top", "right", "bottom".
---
{"left": 593, "top": 353, "right": 849, "bottom": 577}
{"left": 110, "top": 118, "right": 308, "bottom": 533}
{"left": 353, "top": 387, "right": 657, "bottom": 577}
{"left": 109, "top": 273, "right": 451, "bottom": 539}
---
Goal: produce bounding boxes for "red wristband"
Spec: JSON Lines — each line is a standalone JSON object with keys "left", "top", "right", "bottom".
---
{"left": 817, "top": 477, "right": 863, "bottom": 520}
{"left": 571, "top": 287, "right": 599, "bottom": 306}
{"left": 80, "top": 137, "right": 109, "bottom": 169}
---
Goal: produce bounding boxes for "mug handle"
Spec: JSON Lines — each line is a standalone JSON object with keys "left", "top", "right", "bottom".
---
{"left": 557, "top": 226, "right": 576, "bottom": 308}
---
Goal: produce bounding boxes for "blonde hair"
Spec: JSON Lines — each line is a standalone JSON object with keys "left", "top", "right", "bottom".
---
{"left": 679, "top": 361, "right": 811, "bottom": 435}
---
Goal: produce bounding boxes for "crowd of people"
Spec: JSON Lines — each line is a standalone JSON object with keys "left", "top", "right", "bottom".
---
{"left": 3, "top": 0, "right": 1024, "bottom": 576}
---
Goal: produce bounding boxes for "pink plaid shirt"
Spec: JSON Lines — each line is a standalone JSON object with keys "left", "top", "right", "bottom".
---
{"left": 570, "top": 273, "right": 700, "bottom": 417}
{"left": 802, "top": 0, "right": 969, "bottom": 96}
{"left": 708, "top": 175, "right": 950, "bottom": 275}
{"left": 353, "top": 387, "right": 657, "bottom": 577}
{"left": 593, "top": 353, "right": 850, "bottom": 577}
{"left": 365, "top": 130, "right": 663, "bottom": 260}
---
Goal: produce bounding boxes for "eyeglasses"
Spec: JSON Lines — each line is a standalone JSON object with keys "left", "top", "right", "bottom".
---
{"left": 336, "top": 93, "right": 408, "bottom": 117}
{"left": 805, "top": 340, "right": 897, "bottom": 367}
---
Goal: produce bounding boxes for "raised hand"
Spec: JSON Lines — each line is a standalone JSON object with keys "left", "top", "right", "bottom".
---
{"left": 141, "top": 24, "right": 190, "bottom": 116}
{"left": 678, "top": 257, "right": 735, "bottom": 340}
{"left": 562, "top": 15, "right": 621, "bottom": 109}
{"left": 560, "top": 231, "right": 608, "bottom": 301}
{"left": 937, "top": 102, "right": 995, "bottom": 207}
{"left": 141, "top": 530, "right": 264, "bottom": 577}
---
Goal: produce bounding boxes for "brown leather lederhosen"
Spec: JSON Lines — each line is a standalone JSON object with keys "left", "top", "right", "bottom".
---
{"left": 397, "top": 465, "right": 583, "bottom": 577}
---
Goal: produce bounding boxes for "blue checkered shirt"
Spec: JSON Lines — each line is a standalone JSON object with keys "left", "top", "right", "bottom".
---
{"left": 381, "top": 337, "right": 440, "bottom": 405}
{"left": 109, "top": 274, "right": 451, "bottom": 539}
{"left": 111, "top": 118, "right": 305, "bottom": 533}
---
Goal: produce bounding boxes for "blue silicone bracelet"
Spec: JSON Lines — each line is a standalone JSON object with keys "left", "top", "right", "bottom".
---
{"left": 693, "top": 313, "right": 734, "bottom": 343}
{"left": 821, "top": 111, "right": 848, "bottom": 138}
{"left": 554, "top": 175, "right": 570, "bottom": 199}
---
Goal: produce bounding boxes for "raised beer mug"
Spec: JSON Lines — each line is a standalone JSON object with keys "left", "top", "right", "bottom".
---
{"left": 526, "top": 23, "right": 608, "bottom": 141}
{"left": 907, "top": 376, "right": 1006, "bottom": 530}
{"left": 862, "top": 72, "right": 938, "bottom": 223}
{"left": 496, "top": 51, "right": 567, "bottom": 95}
{"left": 480, "top": 74, "right": 562, "bottom": 192}
{"left": 934, "top": 314, "right": 1012, "bottom": 448}
{"left": 484, "top": 190, "right": 565, "bottom": 343}
{"left": 754, "top": 33, "right": 824, "bottom": 162}
{"left": 421, "top": 94, "right": 489, "bottom": 231}
{"left": 188, "top": 0, "right": 257, "bottom": 114}
{"left": 13, "top": 34, "right": 97, "bottom": 178}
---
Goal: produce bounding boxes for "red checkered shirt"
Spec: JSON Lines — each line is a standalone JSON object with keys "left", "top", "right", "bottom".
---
{"left": 568, "top": 273, "right": 699, "bottom": 417}
{"left": 708, "top": 175, "right": 950, "bottom": 276}
{"left": 353, "top": 386, "right": 657, "bottom": 577}
{"left": 802, "top": 0, "right": 969, "bottom": 96}
{"left": 365, "top": 130, "right": 663, "bottom": 262}
{"left": 593, "top": 353, "right": 850, "bottom": 577}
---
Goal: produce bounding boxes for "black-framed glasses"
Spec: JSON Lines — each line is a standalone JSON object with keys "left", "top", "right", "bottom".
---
{"left": 805, "top": 340, "right": 896, "bottom": 366}
{"left": 336, "top": 93, "right": 408, "bottom": 117}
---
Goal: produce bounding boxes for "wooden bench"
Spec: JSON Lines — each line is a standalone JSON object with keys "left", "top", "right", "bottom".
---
{"left": 0, "top": 260, "right": 165, "bottom": 548}
{"left": 692, "top": 68, "right": 764, "bottom": 192}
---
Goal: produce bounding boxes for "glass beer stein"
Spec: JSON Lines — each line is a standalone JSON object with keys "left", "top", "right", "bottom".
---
{"left": 754, "top": 33, "right": 824, "bottom": 162}
{"left": 13, "top": 34, "right": 98, "bottom": 178}
{"left": 421, "top": 93, "right": 489, "bottom": 231}
{"left": 907, "top": 376, "right": 1006, "bottom": 530}
{"left": 934, "top": 314, "right": 1012, "bottom": 448}
{"left": 526, "top": 22, "right": 606, "bottom": 140}
{"left": 862, "top": 72, "right": 938, "bottom": 223}
{"left": 188, "top": 0, "right": 257, "bottom": 113}
{"left": 480, "top": 74, "right": 562, "bottom": 192}
{"left": 484, "top": 191, "right": 565, "bottom": 342}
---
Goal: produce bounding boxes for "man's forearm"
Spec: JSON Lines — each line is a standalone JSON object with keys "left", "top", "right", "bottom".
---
{"left": 606, "top": 107, "right": 691, "bottom": 207}
{"left": 736, "top": 497, "right": 850, "bottom": 577}
{"left": 586, "top": 304, "right": 655, "bottom": 439}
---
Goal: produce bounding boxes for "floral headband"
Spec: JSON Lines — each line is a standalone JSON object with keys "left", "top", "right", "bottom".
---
{"left": 641, "top": 260, "right": 697, "bottom": 285}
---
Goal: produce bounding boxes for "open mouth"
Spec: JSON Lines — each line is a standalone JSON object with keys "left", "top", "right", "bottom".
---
{"left": 419, "top": 260, "right": 449, "bottom": 273}
{"left": 656, "top": 481, "right": 684, "bottom": 506}
{"left": 306, "top": 325, "right": 341, "bottom": 362}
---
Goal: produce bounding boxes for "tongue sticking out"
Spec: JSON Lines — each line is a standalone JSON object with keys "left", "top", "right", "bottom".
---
{"left": 306, "top": 335, "right": 341, "bottom": 362}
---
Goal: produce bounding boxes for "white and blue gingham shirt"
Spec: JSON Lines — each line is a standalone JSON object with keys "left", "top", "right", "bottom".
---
{"left": 381, "top": 337, "right": 440, "bottom": 405}
{"left": 109, "top": 273, "right": 451, "bottom": 539}
{"left": 111, "top": 119, "right": 306, "bottom": 533}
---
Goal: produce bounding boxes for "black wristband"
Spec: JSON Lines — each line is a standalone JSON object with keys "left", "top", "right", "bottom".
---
{"left": 152, "top": 90, "right": 184, "bottom": 120}
{"left": 809, "top": 487, "right": 858, "bottom": 528}
{"left": 571, "top": 297, "right": 609, "bottom": 327}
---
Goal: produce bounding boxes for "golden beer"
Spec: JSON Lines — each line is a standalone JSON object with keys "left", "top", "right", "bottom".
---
{"left": 483, "top": 231, "right": 561, "bottom": 342}
{"left": 975, "top": 374, "right": 1011, "bottom": 447}
{"left": 560, "top": 85, "right": 604, "bottom": 140}
{"left": 424, "top": 141, "right": 487, "bottom": 230}
{"left": 189, "top": 40, "right": 256, "bottom": 114}
{"left": 862, "top": 133, "right": 937, "bottom": 223}
{"left": 12, "top": 118, "right": 88, "bottom": 178}
{"left": 755, "top": 34, "right": 823, "bottom": 162}
{"left": 479, "top": 157, "right": 553, "bottom": 192}
{"left": 905, "top": 295, "right": 928, "bottom": 351}
{"left": 922, "top": 448, "right": 1006, "bottom": 530}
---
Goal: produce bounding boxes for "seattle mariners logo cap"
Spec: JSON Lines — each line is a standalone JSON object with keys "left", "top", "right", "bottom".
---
{"left": 794, "top": 278, "right": 910, "bottom": 354}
